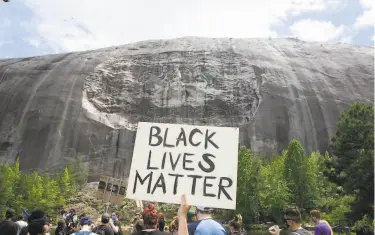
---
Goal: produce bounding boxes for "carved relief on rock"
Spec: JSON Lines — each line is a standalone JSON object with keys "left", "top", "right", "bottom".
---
{"left": 83, "top": 51, "right": 264, "bottom": 130}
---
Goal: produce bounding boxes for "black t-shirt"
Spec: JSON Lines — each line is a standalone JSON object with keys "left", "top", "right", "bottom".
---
{"left": 158, "top": 220, "right": 165, "bottom": 232}
{"left": 19, "top": 226, "right": 28, "bottom": 235}
{"left": 55, "top": 226, "right": 67, "bottom": 235}
{"left": 92, "top": 224, "right": 115, "bottom": 235}
{"left": 133, "top": 229, "right": 170, "bottom": 235}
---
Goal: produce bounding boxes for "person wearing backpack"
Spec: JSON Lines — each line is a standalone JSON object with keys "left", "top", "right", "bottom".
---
{"left": 72, "top": 216, "right": 97, "bottom": 235}
{"left": 92, "top": 214, "right": 116, "bottom": 235}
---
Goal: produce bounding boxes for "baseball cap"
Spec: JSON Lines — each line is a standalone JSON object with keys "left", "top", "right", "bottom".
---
{"left": 187, "top": 210, "right": 195, "bottom": 217}
{"left": 196, "top": 206, "right": 213, "bottom": 212}
{"left": 80, "top": 216, "right": 93, "bottom": 226}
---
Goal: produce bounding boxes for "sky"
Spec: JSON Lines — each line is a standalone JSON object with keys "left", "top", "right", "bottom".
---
{"left": 0, "top": 0, "right": 374, "bottom": 59}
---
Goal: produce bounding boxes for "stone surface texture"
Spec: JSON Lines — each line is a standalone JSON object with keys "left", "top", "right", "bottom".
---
{"left": 0, "top": 37, "right": 373, "bottom": 180}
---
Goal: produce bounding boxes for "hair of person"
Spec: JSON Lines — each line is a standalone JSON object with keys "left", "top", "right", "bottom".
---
{"left": 159, "top": 213, "right": 165, "bottom": 221}
{"left": 5, "top": 208, "right": 15, "bottom": 220}
{"left": 284, "top": 206, "right": 302, "bottom": 222}
{"left": 310, "top": 210, "right": 321, "bottom": 219}
{"left": 229, "top": 220, "right": 241, "bottom": 231}
{"left": 142, "top": 204, "right": 158, "bottom": 229}
{"left": 27, "top": 221, "right": 44, "bottom": 235}
{"left": 28, "top": 209, "right": 45, "bottom": 223}
{"left": 135, "top": 219, "right": 145, "bottom": 232}
{"left": 15, "top": 214, "right": 24, "bottom": 221}
{"left": 101, "top": 213, "right": 110, "bottom": 224}
{"left": 0, "top": 220, "right": 19, "bottom": 235}
{"left": 57, "top": 220, "right": 65, "bottom": 228}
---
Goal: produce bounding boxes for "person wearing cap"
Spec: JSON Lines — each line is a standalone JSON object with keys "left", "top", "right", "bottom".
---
{"left": 71, "top": 216, "right": 97, "bottom": 235}
{"left": 268, "top": 206, "right": 311, "bottom": 235}
{"left": 186, "top": 211, "right": 195, "bottom": 224}
{"left": 177, "top": 195, "right": 226, "bottom": 235}
{"left": 92, "top": 213, "right": 116, "bottom": 235}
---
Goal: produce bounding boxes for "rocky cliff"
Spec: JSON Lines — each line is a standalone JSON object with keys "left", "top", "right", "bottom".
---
{"left": 0, "top": 37, "right": 373, "bottom": 180}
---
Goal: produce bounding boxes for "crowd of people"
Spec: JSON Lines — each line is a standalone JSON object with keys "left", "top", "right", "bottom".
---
{"left": 0, "top": 194, "right": 372, "bottom": 235}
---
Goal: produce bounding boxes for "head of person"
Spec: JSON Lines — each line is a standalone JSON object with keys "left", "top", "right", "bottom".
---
{"left": 16, "top": 214, "right": 24, "bottom": 222}
{"left": 0, "top": 220, "right": 19, "bottom": 235}
{"left": 101, "top": 213, "right": 110, "bottom": 224}
{"left": 28, "top": 219, "right": 48, "bottom": 235}
{"left": 5, "top": 208, "right": 15, "bottom": 221}
{"left": 310, "top": 210, "right": 321, "bottom": 223}
{"left": 80, "top": 216, "right": 93, "bottom": 228}
{"left": 27, "top": 209, "right": 51, "bottom": 233}
{"left": 142, "top": 204, "right": 158, "bottom": 229}
{"left": 158, "top": 213, "right": 165, "bottom": 221}
{"left": 57, "top": 220, "right": 65, "bottom": 228}
{"left": 135, "top": 219, "right": 145, "bottom": 232}
{"left": 195, "top": 206, "right": 213, "bottom": 220}
{"left": 284, "top": 207, "right": 302, "bottom": 229}
{"left": 111, "top": 212, "right": 118, "bottom": 221}
{"left": 229, "top": 220, "right": 241, "bottom": 233}
{"left": 187, "top": 210, "right": 195, "bottom": 222}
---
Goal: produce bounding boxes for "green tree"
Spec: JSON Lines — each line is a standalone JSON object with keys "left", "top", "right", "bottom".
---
{"left": 58, "top": 167, "right": 74, "bottom": 199}
{"left": 236, "top": 147, "right": 262, "bottom": 225}
{"left": 24, "top": 171, "right": 43, "bottom": 211}
{"left": 328, "top": 103, "right": 374, "bottom": 220}
{"left": 66, "top": 155, "right": 88, "bottom": 191}
{"left": 284, "top": 139, "right": 318, "bottom": 212}
{"left": 259, "top": 153, "right": 291, "bottom": 223}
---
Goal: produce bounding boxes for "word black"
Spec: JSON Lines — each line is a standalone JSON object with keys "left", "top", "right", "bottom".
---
{"left": 149, "top": 126, "right": 219, "bottom": 149}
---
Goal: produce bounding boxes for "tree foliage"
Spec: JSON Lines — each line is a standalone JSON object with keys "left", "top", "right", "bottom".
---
{"left": 328, "top": 103, "right": 374, "bottom": 221}
{"left": 0, "top": 157, "right": 88, "bottom": 218}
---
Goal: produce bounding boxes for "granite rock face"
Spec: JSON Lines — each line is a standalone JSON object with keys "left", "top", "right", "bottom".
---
{"left": 0, "top": 37, "right": 373, "bottom": 180}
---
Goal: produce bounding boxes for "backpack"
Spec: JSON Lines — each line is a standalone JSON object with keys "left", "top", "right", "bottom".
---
{"left": 92, "top": 226, "right": 106, "bottom": 235}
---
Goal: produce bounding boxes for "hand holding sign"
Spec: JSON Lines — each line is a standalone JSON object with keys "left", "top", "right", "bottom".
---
{"left": 126, "top": 122, "right": 239, "bottom": 210}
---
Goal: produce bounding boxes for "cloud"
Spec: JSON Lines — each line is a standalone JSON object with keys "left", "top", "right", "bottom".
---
{"left": 355, "top": 0, "right": 375, "bottom": 28}
{"left": 21, "top": 0, "right": 345, "bottom": 53}
{"left": 289, "top": 19, "right": 353, "bottom": 43}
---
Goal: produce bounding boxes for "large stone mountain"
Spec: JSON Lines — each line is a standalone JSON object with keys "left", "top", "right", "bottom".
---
{"left": 0, "top": 37, "right": 373, "bottom": 180}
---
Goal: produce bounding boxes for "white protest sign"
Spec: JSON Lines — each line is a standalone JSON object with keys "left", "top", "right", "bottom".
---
{"left": 126, "top": 122, "right": 239, "bottom": 210}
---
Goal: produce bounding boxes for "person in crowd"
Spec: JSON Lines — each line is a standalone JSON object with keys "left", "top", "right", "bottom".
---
{"left": 170, "top": 216, "right": 178, "bottom": 235}
{"left": 310, "top": 210, "right": 333, "bottom": 235}
{"left": 5, "top": 208, "right": 16, "bottom": 221}
{"left": 28, "top": 217, "right": 51, "bottom": 235}
{"left": 71, "top": 216, "right": 97, "bottom": 235}
{"left": 132, "top": 204, "right": 170, "bottom": 235}
{"left": 268, "top": 206, "right": 311, "bottom": 235}
{"left": 66, "top": 222, "right": 79, "bottom": 235}
{"left": 55, "top": 220, "right": 68, "bottom": 235}
{"left": 92, "top": 213, "right": 117, "bottom": 235}
{"left": 0, "top": 220, "right": 19, "bottom": 235}
{"left": 229, "top": 215, "right": 246, "bottom": 235}
{"left": 19, "top": 209, "right": 50, "bottom": 235}
{"left": 15, "top": 214, "right": 28, "bottom": 229}
{"left": 132, "top": 218, "right": 145, "bottom": 234}
{"left": 158, "top": 213, "right": 165, "bottom": 232}
{"left": 112, "top": 212, "right": 123, "bottom": 235}
{"left": 186, "top": 211, "right": 195, "bottom": 224}
{"left": 176, "top": 195, "right": 226, "bottom": 235}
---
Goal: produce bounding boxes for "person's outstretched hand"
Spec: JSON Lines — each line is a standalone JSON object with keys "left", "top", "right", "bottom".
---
{"left": 268, "top": 225, "right": 281, "bottom": 235}
{"left": 178, "top": 194, "right": 191, "bottom": 218}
